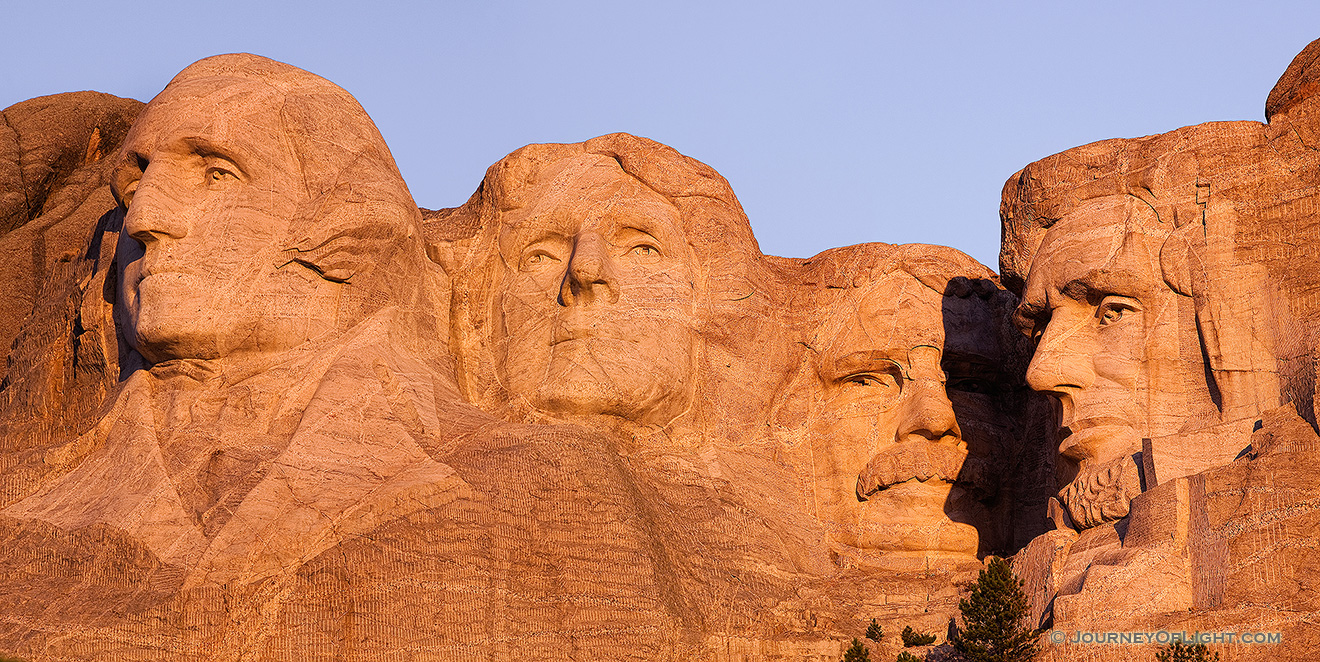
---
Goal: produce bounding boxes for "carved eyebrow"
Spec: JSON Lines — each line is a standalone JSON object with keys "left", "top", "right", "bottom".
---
{"left": 499, "top": 224, "right": 571, "bottom": 262}
{"left": 179, "top": 136, "right": 248, "bottom": 174}
{"left": 614, "top": 225, "right": 663, "bottom": 245}
{"left": 826, "top": 350, "right": 905, "bottom": 380}
{"left": 1059, "top": 265, "right": 1152, "bottom": 302}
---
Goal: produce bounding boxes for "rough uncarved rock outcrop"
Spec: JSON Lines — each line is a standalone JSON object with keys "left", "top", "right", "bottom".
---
{"left": 0, "top": 92, "right": 141, "bottom": 382}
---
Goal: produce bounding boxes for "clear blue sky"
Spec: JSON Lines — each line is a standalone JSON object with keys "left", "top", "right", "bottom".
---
{"left": 3, "top": 1, "right": 1316, "bottom": 268}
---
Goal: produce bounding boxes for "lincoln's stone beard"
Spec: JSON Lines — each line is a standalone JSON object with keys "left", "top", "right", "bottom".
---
{"left": 1058, "top": 452, "right": 1142, "bottom": 529}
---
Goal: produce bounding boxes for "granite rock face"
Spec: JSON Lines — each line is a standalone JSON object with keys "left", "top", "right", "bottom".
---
{"left": 1, "top": 39, "right": 1318, "bottom": 662}
{"left": 1002, "top": 37, "right": 1320, "bottom": 662}
{"left": 0, "top": 55, "right": 1047, "bottom": 661}
{"left": 0, "top": 92, "right": 144, "bottom": 513}
{"left": 0, "top": 92, "right": 141, "bottom": 375}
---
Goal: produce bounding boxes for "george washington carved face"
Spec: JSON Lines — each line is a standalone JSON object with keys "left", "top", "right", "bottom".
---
{"left": 111, "top": 78, "right": 342, "bottom": 366}
{"left": 110, "top": 57, "right": 425, "bottom": 370}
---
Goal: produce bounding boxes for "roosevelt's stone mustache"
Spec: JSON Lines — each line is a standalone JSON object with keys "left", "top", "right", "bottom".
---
{"left": 855, "top": 441, "right": 989, "bottom": 499}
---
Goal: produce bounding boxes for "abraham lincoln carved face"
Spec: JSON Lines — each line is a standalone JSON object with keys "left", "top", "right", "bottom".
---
{"left": 1015, "top": 196, "right": 1220, "bottom": 527}
{"left": 493, "top": 155, "right": 698, "bottom": 425}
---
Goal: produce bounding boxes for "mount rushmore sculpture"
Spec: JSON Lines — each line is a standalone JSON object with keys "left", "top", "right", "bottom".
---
{"left": 0, "top": 41, "right": 1317, "bottom": 661}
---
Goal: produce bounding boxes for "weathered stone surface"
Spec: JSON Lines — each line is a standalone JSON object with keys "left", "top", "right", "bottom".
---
{"left": 0, "top": 93, "right": 141, "bottom": 370}
{"left": 0, "top": 92, "right": 143, "bottom": 515}
{"left": 6, "top": 36, "right": 1320, "bottom": 662}
{"left": 1004, "top": 37, "right": 1320, "bottom": 662}
{"left": 0, "top": 55, "right": 1049, "bottom": 661}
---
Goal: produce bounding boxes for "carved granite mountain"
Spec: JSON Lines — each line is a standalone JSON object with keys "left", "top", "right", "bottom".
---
{"left": 0, "top": 54, "right": 1048, "bottom": 662}
{"left": 2, "top": 38, "right": 1318, "bottom": 662}
{"left": 1003, "top": 37, "right": 1320, "bottom": 662}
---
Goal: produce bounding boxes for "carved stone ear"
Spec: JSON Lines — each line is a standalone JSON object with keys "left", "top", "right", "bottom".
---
{"left": 1160, "top": 209, "right": 1284, "bottom": 422}
{"left": 1159, "top": 221, "right": 1203, "bottom": 297}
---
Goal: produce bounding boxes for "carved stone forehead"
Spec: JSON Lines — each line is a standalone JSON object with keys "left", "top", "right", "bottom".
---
{"left": 126, "top": 78, "right": 294, "bottom": 171}
{"left": 131, "top": 54, "right": 413, "bottom": 224}
{"left": 1024, "top": 195, "right": 1165, "bottom": 303}
{"left": 818, "top": 271, "right": 946, "bottom": 360}
{"left": 496, "top": 155, "right": 685, "bottom": 257}
{"left": 503, "top": 154, "right": 674, "bottom": 218}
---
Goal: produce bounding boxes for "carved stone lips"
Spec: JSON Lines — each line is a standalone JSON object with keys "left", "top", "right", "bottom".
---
{"left": 136, "top": 261, "right": 197, "bottom": 284}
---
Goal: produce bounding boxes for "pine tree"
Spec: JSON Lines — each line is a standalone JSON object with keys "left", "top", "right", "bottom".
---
{"left": 901, "top": 625, "right": 936, "bottom": 647}
{"left": 951, "top": 556, "right": 1039, "bottom": 662}
{"left": 866, "top": 618, "right": 884, "bottom": 642}
{"left": 895, "top": 652, "right": 923, "bottom": 662}
{"left": 841, "top": 637, "right": 871, "bottom": 662}
{"left": 1155, "top": 641, "right": 1220, "bottom": 662}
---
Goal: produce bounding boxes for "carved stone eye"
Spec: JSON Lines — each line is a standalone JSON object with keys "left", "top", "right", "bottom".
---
{"left": 1096, "top": 297, "right": 1140, "bottom": 327}
{"left": 522, "top": 250, "right": 560, "bottom": 270}
{"left": 628, "top": 244, "right": 661, "bottom": 262}
{"left": 842, "top": 372, "right": 899, "bottom": 390}
{"left": 949, "top": 377, "right": 992, "bottom": 394}
{"left": 206, "top": 167, "right": 239, "bottom": 186}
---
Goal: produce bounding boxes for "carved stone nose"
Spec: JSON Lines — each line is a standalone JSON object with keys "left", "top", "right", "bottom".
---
{"left": 1024, "top": 314, "right": 1096, "bottom": 396}
{"left": 896, "top": 378, "right": 961, "bottom": 444}
{"left": 559, "top": 231, "right": 619, "bottom": 306}
{"left": 123, "top": 173, "right": 191, "bottom": 242}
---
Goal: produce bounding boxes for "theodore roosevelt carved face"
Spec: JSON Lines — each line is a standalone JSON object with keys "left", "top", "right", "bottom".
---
{"left": 804, "top": 251, "right": 1010, "bottom": 562}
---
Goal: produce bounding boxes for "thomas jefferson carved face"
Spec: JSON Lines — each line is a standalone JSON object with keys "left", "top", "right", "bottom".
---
{"left": 112, "top": 79, "right": 342, "bottom": 366}
{"left": 494, "top": 157, "right": 697, "bottom": 425}
{"left": 1016, "top": 196, "right": 1218, "bottom": 527}
{"left": 808, "top": 270, "right": 1005, "bottom": 560}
